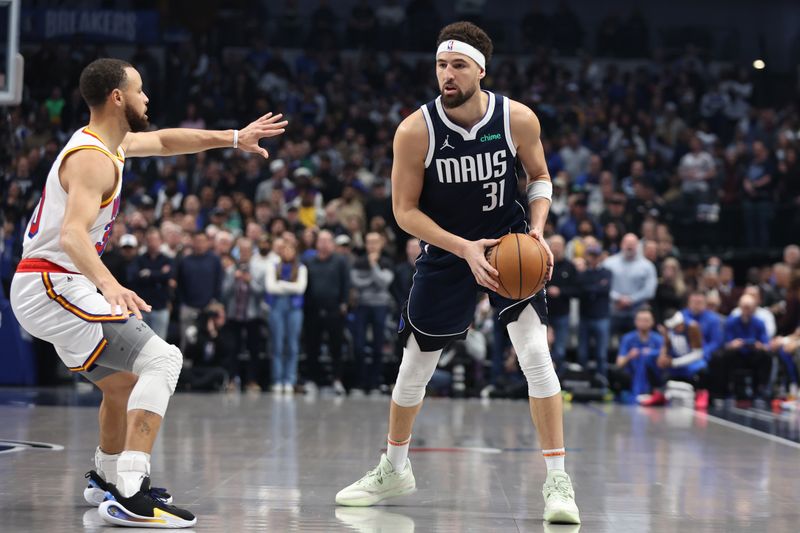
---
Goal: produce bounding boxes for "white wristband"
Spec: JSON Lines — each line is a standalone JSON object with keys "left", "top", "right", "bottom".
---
{"left": 233, "top": 129, "right": 239, "bottom": 149}
{"left": 526, "top": 179, "right": 553, "bottom": 204}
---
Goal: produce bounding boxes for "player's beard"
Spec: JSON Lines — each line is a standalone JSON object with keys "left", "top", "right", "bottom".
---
{"left": 124, "top": 102, "right": 149, "bottom": 133}
{"left": 441, "top": 84, "right": 477, "bottom": 109}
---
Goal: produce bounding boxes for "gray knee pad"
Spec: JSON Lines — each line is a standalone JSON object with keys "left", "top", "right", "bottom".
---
{"left": 127, "top": 336, "right": 183, "bottom": 416}
{"left": 391, "top": 333, "right": 442, "bottom": 407}
{"left": 507, "top": 306, "right": 561, "bottom": 398}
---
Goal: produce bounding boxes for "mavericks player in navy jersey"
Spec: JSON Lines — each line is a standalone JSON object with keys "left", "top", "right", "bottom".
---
{"left": 335, "top": 22, "right": 580, "bottom": 523}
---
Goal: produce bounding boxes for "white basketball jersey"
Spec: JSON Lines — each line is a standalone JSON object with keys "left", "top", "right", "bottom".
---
{"left": 21, "top": 127, "right": 125, "bottom": 273}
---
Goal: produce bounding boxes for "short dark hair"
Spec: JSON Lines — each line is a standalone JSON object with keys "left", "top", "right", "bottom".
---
{"left": 437, "top": 22, "right": 493, "bottom": 66}
{"left": 79, "top": 58, "right": 132, "bottom": 108}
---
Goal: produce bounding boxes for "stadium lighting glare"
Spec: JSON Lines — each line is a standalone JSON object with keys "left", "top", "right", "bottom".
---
{"left": 753, "top": 59, "right": 766, "bottom": 70}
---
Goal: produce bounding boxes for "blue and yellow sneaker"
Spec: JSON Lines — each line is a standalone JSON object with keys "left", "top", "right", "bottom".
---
{"left": 98, "top": 477, "right": 195, "bottom": 528}
{"left": 84, "top": 470, "right": 173, "bottom": 506}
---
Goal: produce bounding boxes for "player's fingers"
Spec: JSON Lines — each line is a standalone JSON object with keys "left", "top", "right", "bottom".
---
{"left": 133, "top": 293, "right": 151, "bottom": 313}
{"left": 263, "top": 113, "right": 283, "bottom": 123}
{"left": 264, "top": 120, "right": 289, "bottom": 130}
{"left": 479, "top": 256, "right": 499, "bottom": 278}
{"left": 260, "top": 148, "right": 270, "bottom": 159}
{"left": 480, "top": 266, "right": 499, "bottom": 289}
{"left": 258, "top": 112, "right": 273, "bottom": 122}
{"left": 262, "top": 128, "right": 286, "bottom": 138}
{"left": 123, "top": 293, "right": 142, "bottom": 320}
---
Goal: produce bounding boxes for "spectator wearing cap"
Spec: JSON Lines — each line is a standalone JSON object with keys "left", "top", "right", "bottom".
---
{"left": 128, "top": 228, "right": 175, "bottom": 339}
{"left": 576, "top": 239, "right": 613, "bottom": 377}
{"left": 334, "top": 233, "right": 353, "bottom": 260}
{"left": 710, "top": 293, "right": 772, "bottom": 402}
{"left": 176, "top": 231, "right": 223, "bottom": 351}
{"left": 103, "top": 233, "right": 139, "bottom": 286}
{"left": 255, "top": 159, "right": 293, "bottom": 204}
{"left": 546, "top": 235, "right": 579, "bottom": 371}
{"left": 351, "top": 232, "right": 394, "bottom": 393}
{"left": 603, "top": 233, "right": 658, "bottom": 337}
{"left": 304, "top": 230, "right": 351, "bottom": 393}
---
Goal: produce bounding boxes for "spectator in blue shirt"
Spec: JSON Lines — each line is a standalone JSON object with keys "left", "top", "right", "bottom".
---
{"left": 710, "top": 294, "right": 772, "bottom": 401}
{"left": 682, "top": 291, "right": 724, "bottom": 363}
{"left": 609, "top": 308, "right": 666, "bottom": 404}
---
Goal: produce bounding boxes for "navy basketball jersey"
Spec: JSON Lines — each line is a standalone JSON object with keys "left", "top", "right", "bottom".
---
{"left": 419, "top": 91, "right": 527, "bottom": 243}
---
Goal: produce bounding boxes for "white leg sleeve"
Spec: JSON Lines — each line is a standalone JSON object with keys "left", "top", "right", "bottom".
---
{"left": 127, "top": 336, "right": 183, "bottom": 417}
{"left": 506, "top": 305, "right": 561, "bottom": 398}
{"left": 391, "top": 333, "right": 442, "bottom": 407}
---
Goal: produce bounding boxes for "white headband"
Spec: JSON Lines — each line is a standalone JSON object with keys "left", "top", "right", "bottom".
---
{"left": 436, "top": 40, "right": 486, "bottom": 71}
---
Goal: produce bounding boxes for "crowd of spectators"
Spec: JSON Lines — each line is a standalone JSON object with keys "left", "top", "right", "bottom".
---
{"left": 2, "top": 4, "right": 800, "bottom": 405}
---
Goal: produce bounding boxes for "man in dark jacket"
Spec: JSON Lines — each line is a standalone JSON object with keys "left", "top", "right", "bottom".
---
{"left": 577, "top": 240, "right": 613, "bottom": 377}
{"left": 176, "top": 231, "right": 223, "bottom": 351}
{"left": 129, "top": 228, "right": 174, "bottom": 339}
{"left": 546, "top": 235, "right": 579, "bottom": 371}
{"left": 304, "top": 229, "right": 351, "bottom": 393}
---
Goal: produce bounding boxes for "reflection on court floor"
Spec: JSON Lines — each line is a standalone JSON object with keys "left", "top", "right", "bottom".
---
{"left": 1, "top": 389, "right": 798, "bottom": 532}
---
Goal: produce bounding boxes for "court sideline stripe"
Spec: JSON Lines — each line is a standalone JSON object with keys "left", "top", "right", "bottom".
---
{"left": 686, "top": 407, "right": 800, "bottom": 450}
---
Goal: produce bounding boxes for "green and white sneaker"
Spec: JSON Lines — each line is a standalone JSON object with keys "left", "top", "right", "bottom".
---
{"left": 542, "top": 470, "right": 581, "bottom": 524}
{"left": 335, "top": 454, "right": 416, "bottom": 506}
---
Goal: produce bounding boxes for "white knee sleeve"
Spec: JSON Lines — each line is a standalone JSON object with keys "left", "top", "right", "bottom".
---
{"left": 507, "top": 306, "right": 561, "bottom": 398}
{"left": 391, "top": 333, "right": 442, "bottom": 407}
{"left": 127, "top": 336, "right": 183, "bottom": 416}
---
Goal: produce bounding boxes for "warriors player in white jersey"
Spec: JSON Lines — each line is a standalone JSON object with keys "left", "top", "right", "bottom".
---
{"left": 10, "top": 58, "right": 287, "bottom": 528}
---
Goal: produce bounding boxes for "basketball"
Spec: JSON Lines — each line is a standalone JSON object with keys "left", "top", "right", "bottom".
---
{"left": 486, "top": 233, "right": 548, "bottom": 300}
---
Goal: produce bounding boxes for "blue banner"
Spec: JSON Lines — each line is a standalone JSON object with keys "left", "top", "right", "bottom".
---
{"left": 21, "top": 10, "right": 160, "bottom": 44}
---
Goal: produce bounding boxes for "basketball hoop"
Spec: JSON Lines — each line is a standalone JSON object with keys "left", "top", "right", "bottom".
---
{"left": 0, "top": 0, "right": 22, "bottom": 106}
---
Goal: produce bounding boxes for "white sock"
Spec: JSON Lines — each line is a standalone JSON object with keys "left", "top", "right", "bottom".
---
{"left": 95, "top": 447, "right": 120, "bottom": 483}
{"left": 116, "top": 450, "right": 151, "bottom": 498}
{"left": 542, "top": 448, "right": 566, "bottom": 472}
{"left": 386, "top": 435, "right": 411, "bottom": 471}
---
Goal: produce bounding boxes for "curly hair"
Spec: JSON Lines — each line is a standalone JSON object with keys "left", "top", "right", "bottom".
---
{"left": 436, "top": 21, "right": 493, "bottom": 66}
{"left": 79, "top": 58, "right": 132, "bottom": 108}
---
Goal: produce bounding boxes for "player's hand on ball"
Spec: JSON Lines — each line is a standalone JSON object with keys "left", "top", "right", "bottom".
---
{"left": 461, "top": 238, "right": 500, "bottom": 291}
{"left": 103, "top": 282, "right": 150, "bottom": 320}
{"left": 528, "top": 227, "right": 553, "bottom": 281}
{"left": 238, "top": 112, "right": 289, "bottom": 158}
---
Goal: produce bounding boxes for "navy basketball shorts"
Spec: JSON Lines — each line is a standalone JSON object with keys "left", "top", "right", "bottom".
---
{"left": 399, "top": 243, "right": 548, "bottom": 352}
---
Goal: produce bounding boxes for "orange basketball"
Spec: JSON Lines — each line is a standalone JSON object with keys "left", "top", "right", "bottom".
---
{"left": 485, "top": 233, "right": 548, "bottom": 300}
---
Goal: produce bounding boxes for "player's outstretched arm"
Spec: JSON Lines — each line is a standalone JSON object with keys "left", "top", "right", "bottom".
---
{"left": 121, "top": 112, "right": 288, "bottom": 158}
{"left": 391, "top": 111, "right": 499, "bottom": 290}
{"left": 59, "top": 151, "right": 151, "bottom": 319}
{"left": 510, "top": 100, "right": 554, "bottom": 281}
